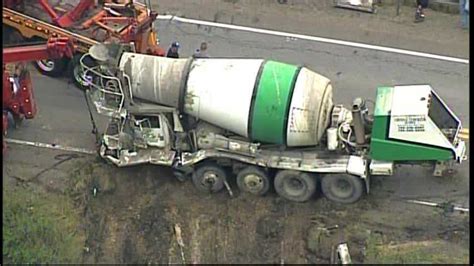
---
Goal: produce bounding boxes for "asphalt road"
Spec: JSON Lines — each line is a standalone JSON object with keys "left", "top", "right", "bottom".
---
{"left": 6, "top": 20, "right": 469, "bottom": 209}
{"left": 156, "top": 20, "right": 469, "bottom": 123}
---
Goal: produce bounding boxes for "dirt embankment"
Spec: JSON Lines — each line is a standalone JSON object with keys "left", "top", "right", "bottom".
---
{"left": 3, "top": 144, "right": 469, "bottom": 264}
{"left": 64, "top": 160, "right": 469, "bottom": 264}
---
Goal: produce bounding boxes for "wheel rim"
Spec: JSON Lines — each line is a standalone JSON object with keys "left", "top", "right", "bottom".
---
{"left": 283, "top": 176, "right": 306, "bottom": 197}
{"left": 201, "top": 171, "right": 219, "bottom": 189}
{"left": 73, "top": 63, "right": 88, "bottom": 87}
{"left": 331, "top": 178, "right": 353, "bottom": 199}
{"left": 37, "top": 60, "right": 55, "bottom": 72}
{"left": 243, "top": 174, "right": 264, "bottom": 192}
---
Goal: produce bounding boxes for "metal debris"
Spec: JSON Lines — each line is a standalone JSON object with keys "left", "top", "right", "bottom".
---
{"left": 317, "top": 225, "right": 339, "bottom": 236}
{"left": 407, "top": 199, "right": 469, "bottom": 214}
{"left": 5, "top": 138, "right": 96, "bottom": 155}
{"left": 223, "top": 179, "right": 234, "bottom": 198}
{"left": 336, "top": 243, "right": 352, "bottom": 264}
{"left": 318, "top": 225, "right": 339, "bottom": 231}
{"left": 174, "top": 224, "right": 186, "bottom": 264}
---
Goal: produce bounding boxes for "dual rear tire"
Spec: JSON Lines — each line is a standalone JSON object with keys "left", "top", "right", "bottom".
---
{"left": 274, "top": 172, "right": 364, "bottom": 203}
{"left": 274, "top": 170, "right": 316, "bottom": 202}
{"left": 321, "top": 174, "right": 365, "bottom": 204}
{"left": 191, "top": 164, "right": 271, "bottom": 196}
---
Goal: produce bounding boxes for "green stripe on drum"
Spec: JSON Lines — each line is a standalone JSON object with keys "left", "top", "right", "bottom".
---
{"left": 250, "top": 61, "right": 299, "bottom": 144}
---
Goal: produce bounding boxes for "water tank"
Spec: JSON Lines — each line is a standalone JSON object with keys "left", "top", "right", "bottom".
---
{"left": 119, "top": 52, "right": 334, "bottom": 146}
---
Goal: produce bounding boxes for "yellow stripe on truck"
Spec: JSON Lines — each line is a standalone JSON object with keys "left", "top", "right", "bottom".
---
{"left": 459, "top": 128, "right": 469, "bottom": 140}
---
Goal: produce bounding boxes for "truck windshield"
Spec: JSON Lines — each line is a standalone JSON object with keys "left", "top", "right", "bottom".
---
{"left": 428, "top": 92, "right": 460, "bottom": 144}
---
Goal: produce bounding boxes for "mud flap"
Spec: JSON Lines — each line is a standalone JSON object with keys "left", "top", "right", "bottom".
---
{"left": 362, "top": 174, "right": 370, "bottom": 194}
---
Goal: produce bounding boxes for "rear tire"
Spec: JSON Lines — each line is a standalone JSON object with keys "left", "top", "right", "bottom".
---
{"left": 236, "top": 166, "right": 270, "bottom": 196}
{"left": 274, "top": 170, "right": 316, "bottom": 202}
{"left": 35, "top": 58, "right": 68, "bottom": 77}
{"left": 321, "top": 174, "right": 364, "bottom": 204}
{"left": 192, "top": 164, "right": 226, "bottom": 193}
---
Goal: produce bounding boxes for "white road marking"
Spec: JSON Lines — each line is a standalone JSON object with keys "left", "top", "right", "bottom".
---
{"left": 156, "top": 15, "right": 469, "bottom": 65}
{"left": 5, "top": 138, "right": 96, "bottom": 155}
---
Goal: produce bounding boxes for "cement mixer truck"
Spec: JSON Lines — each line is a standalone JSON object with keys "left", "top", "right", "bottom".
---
{"left": 79, "top": 43, "right": 467, "bottom": 204}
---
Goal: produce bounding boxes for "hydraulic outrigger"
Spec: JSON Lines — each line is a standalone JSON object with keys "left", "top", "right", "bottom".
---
{"left": 3, "top": 37, "right": 75, "bottom": 154}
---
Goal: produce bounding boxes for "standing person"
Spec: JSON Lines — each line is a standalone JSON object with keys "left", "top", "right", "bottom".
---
{"left": 167, "top": 42, "right": 180, "bottom": 58}
{"left": 193, "top": 42, "right": 210, "bottom": 58}
{"left": 415, "top": 0, "right": 429, "bottom": 22}
{"left": 460, "top": 0, "right": 469, "bottom": 29}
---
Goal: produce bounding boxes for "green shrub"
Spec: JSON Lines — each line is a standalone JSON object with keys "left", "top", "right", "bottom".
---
{"left": 3, "top": 187, "right": 84, "bottom": 264}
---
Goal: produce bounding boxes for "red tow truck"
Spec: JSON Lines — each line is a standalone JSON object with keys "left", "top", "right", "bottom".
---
{"left": 3, "top": 0, "right": 165, "bottom": 87}
{"left": 3, "top": 37, "right": 75, "bottom": 154}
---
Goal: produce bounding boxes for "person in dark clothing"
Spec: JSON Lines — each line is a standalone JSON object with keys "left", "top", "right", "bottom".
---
{"left": 415, "top": 0, "right": 429, "bottom": 22}
{"left": 460, "top": 0, "right": 469, "bottom": 29}
{"left": 166, "top": 42, "right": 180, "bottom": 58}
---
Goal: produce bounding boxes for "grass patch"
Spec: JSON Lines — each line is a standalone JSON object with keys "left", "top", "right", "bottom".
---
{"left": 364, "top": 236, "right": 469, "bottom": 264}
{"left": 3, "top": 186, "right": 85, "bottom": 264}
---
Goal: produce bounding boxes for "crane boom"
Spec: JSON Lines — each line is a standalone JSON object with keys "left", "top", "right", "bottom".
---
{"left": 3, "top": 37, "right": 75, "bottom": 63}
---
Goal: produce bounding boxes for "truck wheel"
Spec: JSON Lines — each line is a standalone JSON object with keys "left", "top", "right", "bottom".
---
{"left": 192, "top": 164, "right": 226, "bottom": 193}
{"left": 236, "top": 166, "right": 270, "bottom": 196}
{"left": 68, "top": 54, "right": 96, "bottom": 89}
{"left": 274, "top": 170, "right": 316, "bottom": 202}
{"left": 35, "top": 58, "right": 68, "bottom": 77}
{"left": 321, "top": 174, "right": 364, "bottom": 204}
